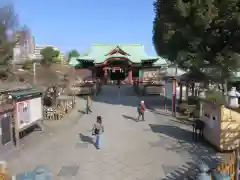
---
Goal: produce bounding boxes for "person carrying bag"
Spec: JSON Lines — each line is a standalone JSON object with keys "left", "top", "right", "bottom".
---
{"left": 92, "top": 116, "right": 104, "bottom": 149}
{"left": 137, "top": 100, "right": 145, "bottom": 121}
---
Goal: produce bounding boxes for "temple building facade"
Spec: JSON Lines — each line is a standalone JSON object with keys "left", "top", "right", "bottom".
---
{"left": 69, "top": 44, "right": 168, "bottom": 84}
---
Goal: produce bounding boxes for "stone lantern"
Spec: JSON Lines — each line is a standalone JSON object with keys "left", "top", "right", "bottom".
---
{"left": 197, "top": 163, "right": 211, "bottom": 180}
{"left": 227, "top": 87, "right": 240, "bottom": 108}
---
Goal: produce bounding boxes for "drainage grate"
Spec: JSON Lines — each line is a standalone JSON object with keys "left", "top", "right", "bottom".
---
{"left": 57, "top": 165, "right": 79, "bottom": 177}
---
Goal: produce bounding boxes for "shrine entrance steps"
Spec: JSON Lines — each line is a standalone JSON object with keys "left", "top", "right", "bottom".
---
{"left": 98, "top": 84, "right": 137, "bottom": 97}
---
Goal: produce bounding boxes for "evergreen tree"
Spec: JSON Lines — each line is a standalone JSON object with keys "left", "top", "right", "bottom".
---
{"left": 40, "top": 47, "right": 60, "bottom": 66}
{"left": 67, "top": 49, "right": 80, "bottom": 62}
{"left": 153, "top": 0, "right": 240, "bottom": 78}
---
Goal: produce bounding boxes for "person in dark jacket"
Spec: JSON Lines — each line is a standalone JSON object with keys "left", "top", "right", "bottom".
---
{"left": 137, "top": 100, "right": 145, "bottom": 121}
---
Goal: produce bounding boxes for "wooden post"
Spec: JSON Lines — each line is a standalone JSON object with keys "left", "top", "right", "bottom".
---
{"left": 128, "top": 69, "right": 132, "bottom": 84}
{"left": 236, "top": 149, "right": 240, "bottom": 180}
{"left": 180, "top": 83, "right": 183, "bottom": 102}
{"left": 104, "top": 68, "right": 107, "bottom": 84}
{"left": 13, "top": 100, "right": 20, "bottom": 148}
{"left": 199, "top": 101, "right": 203, "bottom": 117}
{"left": 191, "top": 82, "right": 195, "bottom": 96}
{"left": 39, "top": 95, "right": 44, "bottom": 132}
{"left": 164, "top": 80, "right": 167, "bottom": 111}
{"left": 33, "top": 62, "right": 36, "bottom": 84}
{"left": 172, "top": 78, "right": 177, "bottom": 117}
{"left": 186, "top": 83, "right": 189, "bottom": 101}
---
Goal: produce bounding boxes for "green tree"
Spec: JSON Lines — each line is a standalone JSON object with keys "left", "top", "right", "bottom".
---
{"left": 82, "top": 52, "right": 88, "bottom": 56}
{"left": 40, "top": 47, "right": 60, "bottom": 65}
{"left": 67, "top": 49, "right": 80, "bottom": 62}
{"left": 153, "top": 0, "right": 240, "bottom": 92}
{"left": 22, "top": 59, "right": 33, "bottom": 70}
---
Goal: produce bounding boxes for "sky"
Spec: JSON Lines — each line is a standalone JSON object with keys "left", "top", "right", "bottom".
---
{"left": 14, "top": 0, "right": 156, "bottom": 55}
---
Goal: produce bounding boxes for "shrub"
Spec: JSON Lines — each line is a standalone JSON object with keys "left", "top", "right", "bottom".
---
{"left": 22, "top": 60, "right": 33, "bottom": 70}
{"left": 205, "top": 90, "right": 225, "bottom": 104}
{"left": 187, "top": 96, "right": 199, "bottom": 105}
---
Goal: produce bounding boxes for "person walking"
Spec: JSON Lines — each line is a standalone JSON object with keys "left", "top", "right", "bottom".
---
{"left": 117, "top": 79, "right": 120, "bottom": 88}
{"left": 92, "top": 116, "right": 104, "bottom": 149}
{"left": 137, "top": 100, "right": 145, "bottom": 121}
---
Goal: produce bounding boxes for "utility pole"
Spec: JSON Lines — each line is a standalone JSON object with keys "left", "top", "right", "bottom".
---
{"left": 33, "top": 62, "right": 36, "bottom": 84}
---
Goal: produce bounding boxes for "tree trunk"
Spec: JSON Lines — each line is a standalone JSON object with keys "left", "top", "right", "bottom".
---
{"left": 223, "top": 78, "right": 228, "bottom": 103}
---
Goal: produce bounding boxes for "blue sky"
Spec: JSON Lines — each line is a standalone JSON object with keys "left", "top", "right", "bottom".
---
{"left": 15, "top": 0, "right": 156, "bottom": 55}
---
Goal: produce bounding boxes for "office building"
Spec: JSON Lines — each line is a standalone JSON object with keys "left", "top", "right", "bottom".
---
{"left": 13, "top": 29, "right": 35, "bottom": 63}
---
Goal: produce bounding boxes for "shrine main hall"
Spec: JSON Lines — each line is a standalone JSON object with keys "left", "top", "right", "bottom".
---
{"left": 69, "top": 44, "right": 168, "bottom": 84}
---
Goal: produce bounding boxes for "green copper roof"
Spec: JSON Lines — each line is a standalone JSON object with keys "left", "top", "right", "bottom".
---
{"left": 10, "top": 88, "right": 42, "bottom": 99}
{"left": 76, "top": 44, "right": 163, "bottom": 64}
{"left": 153, "top": 57, "right": 169, "bottom": 66}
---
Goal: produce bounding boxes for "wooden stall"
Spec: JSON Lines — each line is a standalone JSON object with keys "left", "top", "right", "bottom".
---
{"left": 141, "top": 68, "right": 165, "bottom": 95}
{"left": 43, "top": 95, "right": 75, "bottom": 121}
{"left": 200, "top": 100, "right": 240, "bottom": 151}
{"left": 9, "top": 88, "right": 43, "bottom": 148}
{"left": 56, "top": 95, "right": 74, "bottom": 113}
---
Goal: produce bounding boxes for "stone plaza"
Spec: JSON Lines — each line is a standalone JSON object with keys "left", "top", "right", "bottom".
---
{"left": 4, "top": 85, "right": 219, "bottom": 180}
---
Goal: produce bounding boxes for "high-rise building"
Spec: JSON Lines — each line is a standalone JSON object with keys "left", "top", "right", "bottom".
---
{"left": 13, "top": 28, "right": 35, "bottom": 63}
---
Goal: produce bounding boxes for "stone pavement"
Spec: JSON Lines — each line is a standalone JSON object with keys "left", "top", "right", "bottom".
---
{"left": 4, "top": 85, "right": 219, "bottom": 180}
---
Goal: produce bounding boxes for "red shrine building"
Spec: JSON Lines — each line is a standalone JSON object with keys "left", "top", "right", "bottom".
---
{"left": 69, "top": 44, "right": 167, "bottom": 84}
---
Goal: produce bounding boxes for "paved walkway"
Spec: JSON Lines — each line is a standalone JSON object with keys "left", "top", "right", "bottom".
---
{"left": 5, "top": 85, "right": 218, "bottom": 180}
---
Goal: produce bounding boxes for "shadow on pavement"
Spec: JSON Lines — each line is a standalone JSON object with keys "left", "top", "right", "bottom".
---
{"left": 149, "top": 124, "right": 222, "bottom": 179}
{"left": 77, "top": 85, "right": 173, "bottom": 110}
{"left": 92, "top": 95, "right": 140, "bottom": 107}
{"left": 147, "top": 109, "right": 172, "bottom": 117}
{"left": 143, "top": 95, "right": 172, "bottom": 111}
{"left": 122, "top": 114, "right": 138, "bottom": 122}
{"left": 78, "top": 109, "right": 86, "bottom": 114}
{"left": 78, "top": 133, "right": 94, "bottom": 144}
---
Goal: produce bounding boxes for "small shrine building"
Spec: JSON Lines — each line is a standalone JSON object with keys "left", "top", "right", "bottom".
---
{"left": 69, "top": 44, "right": 168, "bottom": 84}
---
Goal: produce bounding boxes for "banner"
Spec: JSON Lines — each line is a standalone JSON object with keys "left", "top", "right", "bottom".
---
{"left": 16, "top": 100, "right": 30, "bottom": 129}
{"left": 165, "top": 80, "right": 173, "bottom": 100}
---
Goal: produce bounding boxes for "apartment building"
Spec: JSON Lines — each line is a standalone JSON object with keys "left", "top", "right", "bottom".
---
{"left": 13, "top": 29, "right": 35, "bottom": 63}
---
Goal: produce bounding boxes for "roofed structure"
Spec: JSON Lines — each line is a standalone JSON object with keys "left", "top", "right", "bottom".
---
{"left": 69, "top": 44, "right": 167, "bottom": 66}
{"left": 69, "top": 44, "right": 168, "bottom": 86}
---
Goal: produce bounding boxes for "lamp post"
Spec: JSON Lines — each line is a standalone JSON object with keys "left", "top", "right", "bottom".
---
{"left": 33, "top": 62, "right": 36, "bottom": 84}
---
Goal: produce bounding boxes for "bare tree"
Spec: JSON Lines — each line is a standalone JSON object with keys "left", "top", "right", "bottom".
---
{"left": 0, "top": 3, "right": 27, "bottom": 81}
